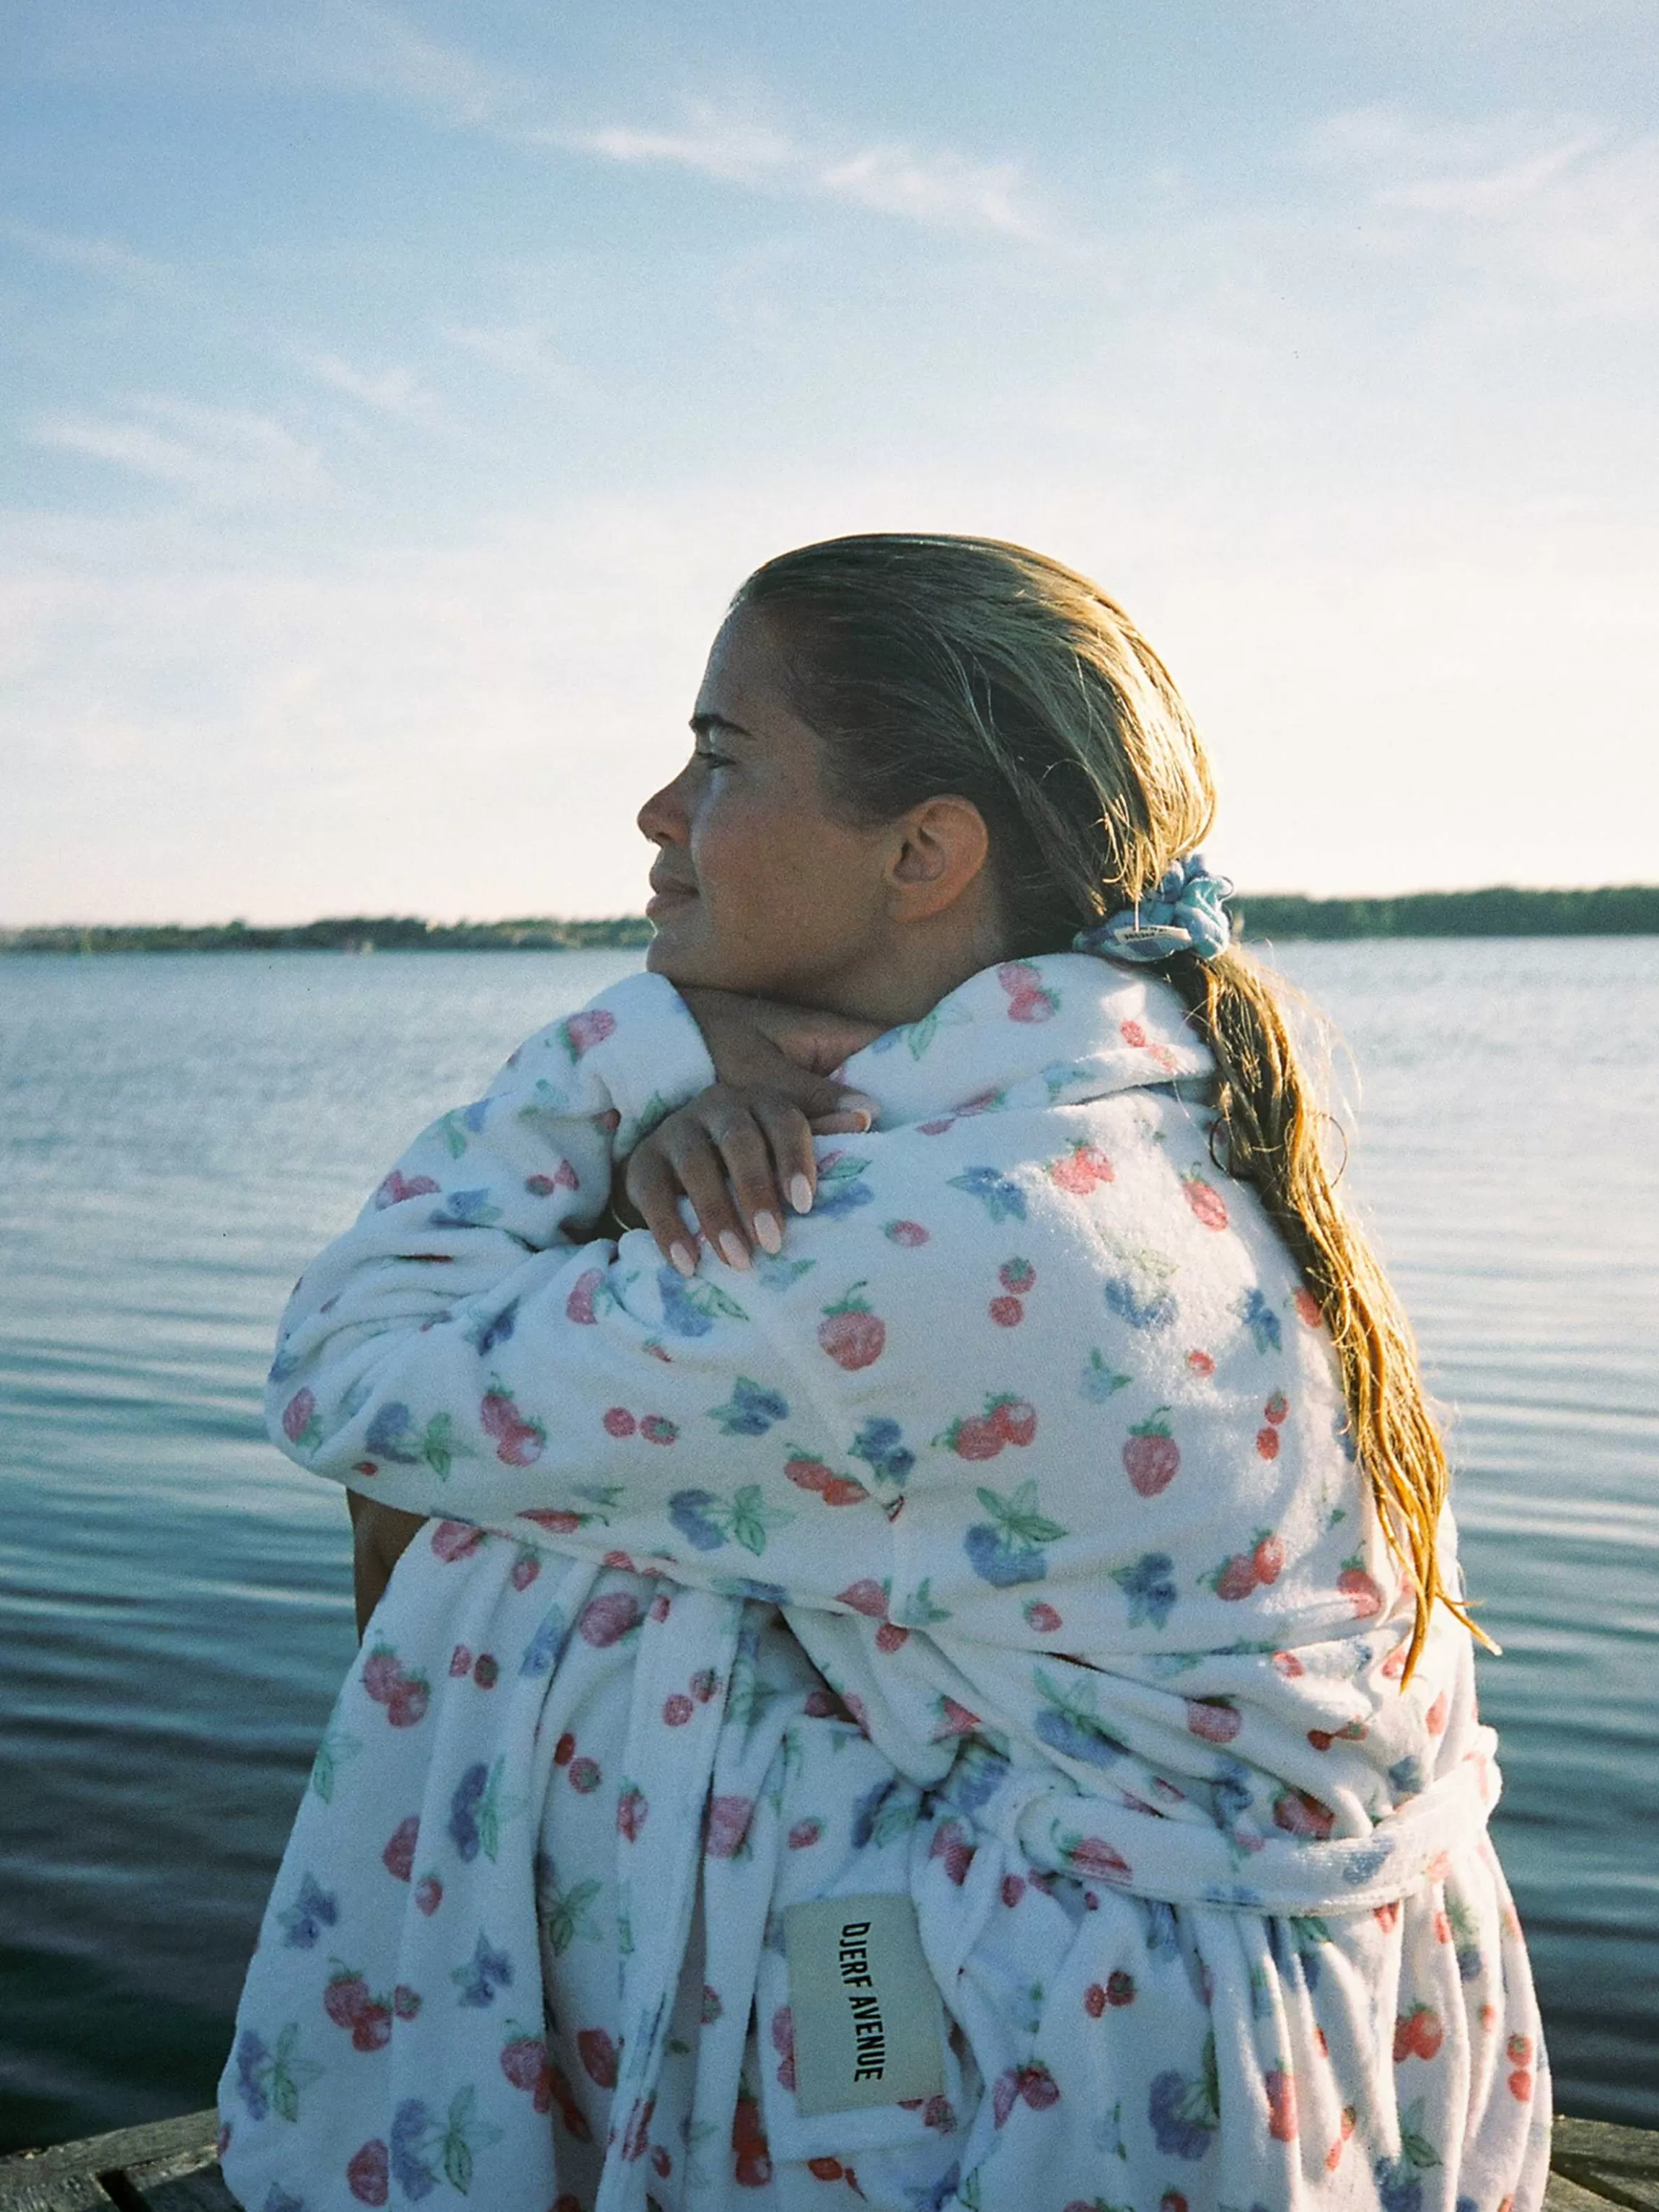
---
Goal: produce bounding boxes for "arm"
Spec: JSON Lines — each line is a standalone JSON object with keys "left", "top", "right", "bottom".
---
{"left": 348, "top": 1491, "right": 425, "bottom": 1636}
{"left": 273, "top": 974, "right": 892, "bottom": 1603}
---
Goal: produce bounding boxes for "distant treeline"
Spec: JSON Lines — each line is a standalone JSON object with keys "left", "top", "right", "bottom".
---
{"left": 0, "top": 915, "right": 654, "bottom": 955}
{"left": 1233, "top": 885, "right": 1659, "bottom": 940}
{"left": 3, "top": 886, "right": 1656, "bottom": 953}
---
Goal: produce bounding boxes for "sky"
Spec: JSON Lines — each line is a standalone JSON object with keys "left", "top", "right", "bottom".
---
{"left": 2, "top": 0, "right": 1656, "bottom": 923}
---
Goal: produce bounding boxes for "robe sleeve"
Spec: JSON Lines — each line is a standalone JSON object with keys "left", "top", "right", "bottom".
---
{"left": 263, "top": 970, "right": 892, "bottom": 1603}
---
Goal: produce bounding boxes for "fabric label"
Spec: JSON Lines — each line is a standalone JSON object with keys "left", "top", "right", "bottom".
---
{"left": 782, "top": 1893, "right": 946, "bottom": 2115}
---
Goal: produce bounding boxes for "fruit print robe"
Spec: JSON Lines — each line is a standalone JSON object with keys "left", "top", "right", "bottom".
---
{"left": 221, "top": 955, "right": 1551, "bottom": 2212}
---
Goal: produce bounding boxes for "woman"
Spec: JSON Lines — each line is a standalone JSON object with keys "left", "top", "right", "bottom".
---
{"left": 220, "top": 535, "right": 1549, "bottom": 2212}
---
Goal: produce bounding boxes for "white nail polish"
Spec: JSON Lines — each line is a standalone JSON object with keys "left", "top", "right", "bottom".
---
{"left": 754, "top": 1210, "right": 783, "bottom": 1254}
{"left": 789, "top": 1173, "right": 814, "bottom": 1215}
{"left": 669, "top": 1241, "right": 697, "bottom": 1277}
{"left": 718, "top": 1230, "right": 751, "bottom": 1271}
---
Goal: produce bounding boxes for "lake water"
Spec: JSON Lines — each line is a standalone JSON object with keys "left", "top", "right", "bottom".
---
{"left": 1, "top": 940, "right": 1655, "bottom": 2153}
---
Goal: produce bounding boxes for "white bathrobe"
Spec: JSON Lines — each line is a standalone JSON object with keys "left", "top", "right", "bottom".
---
{"left": 220, "top": 953, "right": 1550, "bottom": 2212}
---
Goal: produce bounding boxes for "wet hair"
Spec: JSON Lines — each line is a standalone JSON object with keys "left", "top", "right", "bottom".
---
{"left": 734, "top": 531, "right": 1482, "bottom": 1680}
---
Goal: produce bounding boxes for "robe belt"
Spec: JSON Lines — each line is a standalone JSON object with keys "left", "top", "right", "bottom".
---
{"left": 952, "top": 1727, "right": 1502, "bottom": 1916}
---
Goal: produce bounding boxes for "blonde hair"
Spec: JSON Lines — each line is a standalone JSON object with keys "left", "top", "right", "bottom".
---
{"left": 736, "top": 532, "right": 1485, "bottom": 1681}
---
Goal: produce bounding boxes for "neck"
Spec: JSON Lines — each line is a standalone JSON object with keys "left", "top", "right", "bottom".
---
{"left": 800, "top": 910, "right": 1013, "bottom": 1028}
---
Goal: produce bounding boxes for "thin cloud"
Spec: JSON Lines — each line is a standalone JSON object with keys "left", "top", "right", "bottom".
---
{"left": 1304, "top": 107, "right": 1659, "bottom": 317}
{"left": 27, "top": 397, "right": 331, "bottom": 506}
{"left": 2, "top": 219, "right": 173, "bottom": 290}
{"left": 441, "top": 323, "right": 568, "bottom": 380}
{"left": 202, "top": 7, "right": 1052, "bottom": 244}
{"left": 817, "top": 146, "right": 1039, "bottom": 239}
{"left": 302, "top": 350, "right": 437, "bottom": 423}
{"left": 568, "top": 103, "right": 1048, "bottom": 242}
{"left": 569, "top": 113, "right": 794, "bottom": 185}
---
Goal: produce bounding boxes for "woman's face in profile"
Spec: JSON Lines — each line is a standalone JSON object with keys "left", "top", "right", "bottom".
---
{"left": 638, "top": 606, "right": 896, "bottom": 1005}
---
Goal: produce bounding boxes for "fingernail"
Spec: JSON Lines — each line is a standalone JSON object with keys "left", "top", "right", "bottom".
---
{"left": 788, "top": 1173, "right": 814, "bottom": 1215}
{"left": 753, "top": 1210, "right": 783, "bottom": 1254}
{"left": 718, "top": 1230, "right": 751, "bottom": 1271}
{"left": 669, "top": 1241, "right": 697, "bottom": 1278}
{"left": 837, "top": 1092, "right": 877, "bottom": 1130}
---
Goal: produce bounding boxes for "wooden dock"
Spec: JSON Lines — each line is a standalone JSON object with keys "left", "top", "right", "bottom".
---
{"left": 1, "top": 2107, "right": 1655, "bottom": 2209}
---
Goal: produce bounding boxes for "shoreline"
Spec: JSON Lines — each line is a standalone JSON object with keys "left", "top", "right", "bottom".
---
{"left": 2, "top": 886, "right": 1657, "bottom": 954}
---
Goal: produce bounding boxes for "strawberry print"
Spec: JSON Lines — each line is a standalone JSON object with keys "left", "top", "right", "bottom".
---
{"left": 1184, "top": 1696, "right": 1241, "bottom": 1745}
{"left": 478, "top": 1378, "right": 545, "bottom": 1466}
{"left": 817, "top": 1283, "right": 886, "bottom": 1369}
{"left": 372, "top": 1168, "right": 440, "bottom": 1211}
{"left": 1047, "top": 1140, "right": 1114, "bottom": 1193}
{"left": 1394, "top": 2005, "right": 1445, "bottom": 2063}
{"left": 1123, "top": 1408, "right": 1180, "bottom": 1495}
{"left": 564, "top": 1267, "right": 610, "bottom": 1324}
{"left": 524, "top": 1159, "right": 580, "bottom": 1198}
{"left": 1264, "top": 2066, "right": 1298, "bottom": 2141}
{"left": 997, "top": 959, "right": 1059, "bottom": 1021}
{"left": 883, "top": 1217, "right": 930, "bottom": 1245}
{"left": 1181, "top": 1170, "right": 1228, "bottom": 1230}
{"left": 783, "top": 1450, "right": 869, "bottom": 1507}
{"left": 1338, "top": 1554, "right": 1387, "bottom": 1617}
{"left": 280, "top": 1388, "right": 321, "bottom": 1450}
{"left": 559, "top": 1008, "right": 615, "bottom": 1059}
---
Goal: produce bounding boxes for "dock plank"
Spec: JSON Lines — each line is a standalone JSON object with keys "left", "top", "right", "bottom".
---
{"left": 1553, "top": 2115, "right": 1659, "bottom": 2212}
{"left": 1549, "top": 2176, "right": 1634, "bottom": 2212}
{"left": 0, "top": 2113, "right": 219, "bottom": 2212}
{"left": 5, "top": 2104, "right": 1656, "bottom": 2208}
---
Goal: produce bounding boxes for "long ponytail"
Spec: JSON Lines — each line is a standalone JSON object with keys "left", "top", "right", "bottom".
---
{"left": 737, "top": 531, "right": 1485, "bottom": 1680}
{"left": 1163, "top": 946, "right": 1490, "bottom": 1679}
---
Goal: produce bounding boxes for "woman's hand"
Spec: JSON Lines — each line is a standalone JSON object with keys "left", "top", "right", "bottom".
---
{"left": 348, "top": 1493, "right": 426, "bottom": 1638}
{"left": 619, "top": 987, "right": 883, "bottom": 1272}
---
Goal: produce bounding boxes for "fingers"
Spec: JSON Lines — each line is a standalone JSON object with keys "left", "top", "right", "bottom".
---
{"left": 622, "top": 1084, "right": 879, "bottom": 1270}
{"left": 625, "top": 1143, "right": 702, "bottom": 1278}
{"left": 624, "top": 1091, "right": 775, "bottom": 1272}
{"left": 749, "top": 1090, "right": 820, "bottom": 1225}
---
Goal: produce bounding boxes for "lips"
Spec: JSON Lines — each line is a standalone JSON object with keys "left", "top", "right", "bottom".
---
{"left": 646, "top": 873, "right": 697, "bottom": 917}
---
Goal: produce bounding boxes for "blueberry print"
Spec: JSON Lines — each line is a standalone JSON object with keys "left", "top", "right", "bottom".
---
{"left": 451, "top": 1932, "right": 512, "bottom": 2009}
{"left": 225, "top": 957, "right": 1549, "bottom": 2212}
{"left": 849, "top": 1414, "right": 915, "bottom": 1484}
{"left": 465, "top": 1298, "right": 519, "bottom": 1355}
{"left": 446, "top": 1763, "right": 489, "bottom": 1863}
{"left": 707, "top": 1378, "right": 789, "bottom": 1436}
{"left": 1104, "top": 1272, "right": 1178, "bottom": 1331}
{"left": 364, "top": 1403, "right": 420, "bottom": 1464}
{"left": 1236, "top": 1287, "right": 1283, "bottom": 1353}
{"left": 1111, "top": 1549, "right": 1178, "bottom": 1629}
{"left": 426, "top": 1188, "right": 501, "bottom": 1230}
{"left": 811, "top": 1149, "right": 876, "bottom": 1217}
{"left": 278, "top": 1873, "right": 339, "bottom": 1949}
{"left": 1147, "top": 2038, "right": 1219, "bottom": 2159}
{"left": 518, "top": 1606, "right": 569, "bottom": 1677}
{"left": 947, "top": 1164, "right": 1028, "bottom": 1221}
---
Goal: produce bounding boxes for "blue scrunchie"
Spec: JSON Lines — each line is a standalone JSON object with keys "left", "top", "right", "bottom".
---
{"left": 1073, "top": 852, "right": 1234, "bottom": 964}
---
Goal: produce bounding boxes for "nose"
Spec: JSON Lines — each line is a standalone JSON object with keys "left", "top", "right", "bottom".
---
{"left": 636, "top": 766, "right": 689, "bottom": 848}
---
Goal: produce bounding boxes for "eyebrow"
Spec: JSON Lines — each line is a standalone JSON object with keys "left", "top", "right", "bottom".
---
{"left": 689, "top": 711, "right": 752, "bottom": 740}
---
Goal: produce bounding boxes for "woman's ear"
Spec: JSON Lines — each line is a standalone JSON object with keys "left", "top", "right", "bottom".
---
{"left": 886, "top": 796, "right": 993, "bottom": 922}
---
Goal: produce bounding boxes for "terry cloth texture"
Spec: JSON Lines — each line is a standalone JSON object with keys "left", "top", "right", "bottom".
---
{"left": 221, "top": 955, "right": 1550, "bottom": 2212}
